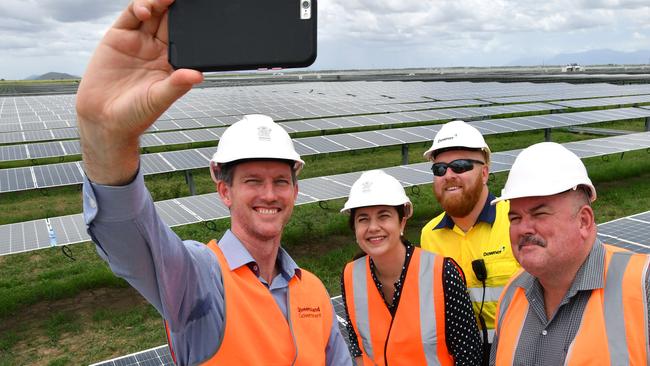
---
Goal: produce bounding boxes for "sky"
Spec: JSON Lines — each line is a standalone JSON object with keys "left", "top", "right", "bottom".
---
{"left": 1, "top": 0, "right": 649, "bottom": 80}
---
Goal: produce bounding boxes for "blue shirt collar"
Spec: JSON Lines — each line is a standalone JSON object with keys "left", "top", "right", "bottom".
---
{"left": 433, "top": 192, "right": 498, "bottom": 230}
{"left": 218, "top": 229, "right": 302, "bottom": 280}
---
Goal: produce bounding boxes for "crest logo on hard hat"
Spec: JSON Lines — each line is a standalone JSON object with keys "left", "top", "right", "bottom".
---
{"left": 361, "top": 181, "right": 373, "bottom": 193}
{"left": 257, "top": 126, "right": 272, "bottom": 141}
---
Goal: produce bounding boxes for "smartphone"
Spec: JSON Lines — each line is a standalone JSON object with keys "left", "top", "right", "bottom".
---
{"left": 168, "top": 0, "right": 317, "bottom": 72}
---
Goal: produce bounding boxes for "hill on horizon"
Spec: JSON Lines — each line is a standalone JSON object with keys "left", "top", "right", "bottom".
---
{"left": 24, "top": 72, "right": 80, "bottom": 81}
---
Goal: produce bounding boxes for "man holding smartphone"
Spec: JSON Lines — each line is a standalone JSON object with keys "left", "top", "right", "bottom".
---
{"left": 77, "top": 0, "right": 352, "bottom": 364}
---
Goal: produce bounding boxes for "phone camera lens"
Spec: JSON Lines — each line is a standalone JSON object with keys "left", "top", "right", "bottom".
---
{"left": 302, "top": 1, "right": 310, "bottom": 9}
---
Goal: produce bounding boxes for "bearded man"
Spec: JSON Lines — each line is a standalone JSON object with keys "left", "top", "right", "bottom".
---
{"left": 420, "top": 120, "right": 520, "bottom": 365}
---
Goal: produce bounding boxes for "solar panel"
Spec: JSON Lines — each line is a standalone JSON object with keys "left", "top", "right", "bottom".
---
{"left": 89, "top": 345, "right": 174, "bottom": 366}
{"left": 155, "top": 131, "right": 193, "bottom": 145}
{"left": 326, "top": 134, "right": 378, "bottom": 150}
{"left": 140, "top": 155, "right": 174, "bottom": 175}
{"left": 49, "top": 215, "right": 90, "bottom": 246}
{"left": 174, "top": 194, "right": 230, "bottom": 220}
{"left": 0, "top": 219, "right": 50, "bottom": 256}
{"left": 159, "top": 150, "right": 209, "bottom": 171}
{"left": 28, "top": 141, "right": 65, "bottom": 159}
{"left": 61, "top": 140, "right": 82, "bottom": 155}
{"left": 0, "top": 166, "right": 36, "bottom": 192}
{"left": 297, "top": 178, "right": 351, "bottom": 201}
{"left": 0, "top": 144, "right": 28, "bottom": 161}
{"left": 33, "top": 162, "right": 84, "bottom": 188}
{"left": 598, "top": 212, "right": 650, "bottom": 254}
{"left": 155, "top": 200, "right": 202, "bottom": 227}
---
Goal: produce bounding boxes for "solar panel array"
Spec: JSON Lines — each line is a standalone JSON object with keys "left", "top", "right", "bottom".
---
{"left": 2, "top": 78, "right": 650, "bottom": 143}
{"left": 2, "top": 106, "right": 650, "bottom": 193}
{"left": 89, "top": 208, "right": 650, "bottom": 366}
{"left": 2, "top": 132, "right": 649, "bottom": 257}
{"left": 0, "top": 101, "right": 561, "bottom": 161}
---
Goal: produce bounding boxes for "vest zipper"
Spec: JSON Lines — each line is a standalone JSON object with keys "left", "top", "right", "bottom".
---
{"left": 286, "top": 286, "right": 299, "bottom": 365}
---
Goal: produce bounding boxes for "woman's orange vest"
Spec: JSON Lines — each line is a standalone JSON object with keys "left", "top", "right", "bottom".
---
{"left": 494, "top": 244, "right": 650, "bottom": 365}
{"left": 342, "top": 247, "right": 454, "bottom": 366}
{"left": 165, "top": 240, "right": 333, "bottom": 365}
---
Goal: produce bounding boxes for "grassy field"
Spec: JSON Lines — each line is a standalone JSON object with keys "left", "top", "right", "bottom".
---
{"left": 0, "top": 120, "right": 649, "bottom": 365}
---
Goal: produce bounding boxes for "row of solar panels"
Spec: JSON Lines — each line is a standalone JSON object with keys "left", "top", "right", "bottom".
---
{"left": 484, "top": 90, "right": 650, "bottom": 105}
{"left": 0, "top": 96, "right": 491, "bottom": 134}
{"left": 1, "top": 106, "right": 649, "bottom": 194}
{"left": 3, "top": 78, "right": 650, "bottom": 134}
{"left": 4, "top": 100, "right": 650, "bottom": 164}
{"left": 0, "top": 100, "right": 556, "bottom": 146}
{"left": 2, "top": 131, "right": 649, "bottom": 257}
{"left": 3, "top": 79, "right": 650, "bottom": 126}
{"left": 87, "top": 206, "right": 650, "bottom": 366}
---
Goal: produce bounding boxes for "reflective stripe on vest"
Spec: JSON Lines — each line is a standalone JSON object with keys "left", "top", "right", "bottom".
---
{"left": 345, "top": 247, "right": 453, "bottom": 366}
{"left": 495, "top": 244, "right": 649, "bottom": 365}
{"left": 468, "top": 286, "right": 506, "bottom": 304}
{"left": 165, "top": 240, "right": 332, "bottom": 365}
{"left": 603, "top": 252, "right": 632, "bottom": 364}
{"left": 352, "top": 257, "right": 374, "bottom": 361}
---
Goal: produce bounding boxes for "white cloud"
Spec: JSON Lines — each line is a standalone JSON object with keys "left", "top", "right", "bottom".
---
{"left": 0, "top": 0, "right": 648, "bottom": 79}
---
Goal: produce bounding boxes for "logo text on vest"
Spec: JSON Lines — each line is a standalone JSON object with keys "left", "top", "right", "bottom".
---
{"left": 297, "top": 306, "right": 322, "bottom": 318}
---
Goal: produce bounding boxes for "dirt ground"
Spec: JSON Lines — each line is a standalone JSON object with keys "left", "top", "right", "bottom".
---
{"left": 1, "top": 286, "right": 165, "bottom": 366}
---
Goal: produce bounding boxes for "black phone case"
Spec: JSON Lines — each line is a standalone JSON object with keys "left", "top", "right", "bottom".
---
{"left": 168, "top": 0, "right": 317, "bottom": 72}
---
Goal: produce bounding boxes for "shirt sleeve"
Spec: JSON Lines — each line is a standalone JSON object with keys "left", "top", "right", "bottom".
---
{"left": 442, "top": 257, "right": 482, "bottom": 366}
{"left": 325, "top": 298, "right": 355, "bottom": 365}
{"left": 340, "top": 269, "right": 363, "bottom": 358}
{"left": 83, "top": 168, "right": 226, "bottom": 364}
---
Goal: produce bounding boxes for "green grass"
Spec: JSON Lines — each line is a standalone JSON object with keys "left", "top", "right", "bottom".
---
{"left": 0, "top": 244, "right": 127, "bottom": 319}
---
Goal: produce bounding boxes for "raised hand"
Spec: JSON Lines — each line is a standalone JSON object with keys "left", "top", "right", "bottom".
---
{"left": 77, "top": 0, "right": 203, "bottom": 185}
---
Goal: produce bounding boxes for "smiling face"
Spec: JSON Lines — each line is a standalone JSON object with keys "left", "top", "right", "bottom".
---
{"left": 353, "top": 205, "right": 407, "bottom": 261}
{"left": 507, "top": 191, "right": 594, "bottom": 282}
{"left": 218, "top": 160, "right": 298, "bottom": 245}
{"left": 433, "top": 149, "right": 488, "bottom": 217}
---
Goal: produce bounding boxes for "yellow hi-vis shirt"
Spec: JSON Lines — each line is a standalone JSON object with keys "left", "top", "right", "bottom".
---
{"left": 421, "top": 194, "right": 519, "bottom": 342}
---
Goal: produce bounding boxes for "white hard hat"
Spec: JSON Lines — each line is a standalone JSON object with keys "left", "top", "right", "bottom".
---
{"left": 423, "top": 120, "right": 491, "bottom": 164}
{"left": 341, "top": 170, "right": 413, "bottom": 219}
{"left": 210, "top": 114, "right": 305, "bottom": 177}
{"left": 492, "top": 142, "right": 597, "bottom": 204}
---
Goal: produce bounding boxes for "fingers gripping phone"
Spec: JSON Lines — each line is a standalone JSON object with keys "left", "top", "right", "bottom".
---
{"left": 168, "top": 0, "right": 317, "bottom": 72}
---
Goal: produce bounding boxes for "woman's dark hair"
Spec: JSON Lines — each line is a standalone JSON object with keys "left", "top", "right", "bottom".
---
{"left": 349, "top": 204, "right": 410, "bottom": 260}
{"left": 348, "top": 204, "right": 406, "bottom": 230}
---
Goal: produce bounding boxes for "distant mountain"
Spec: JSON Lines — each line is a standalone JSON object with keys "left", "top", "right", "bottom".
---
{"left": 24, "top": 72, "right": 80, "bottom": 80}
{"left": 509, "top": 49, "right": 650, "bottom": 66}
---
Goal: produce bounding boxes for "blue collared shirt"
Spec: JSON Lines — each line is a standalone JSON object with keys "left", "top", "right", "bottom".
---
{"left": 83, "top": 168, "right": 352, "bottom": 365}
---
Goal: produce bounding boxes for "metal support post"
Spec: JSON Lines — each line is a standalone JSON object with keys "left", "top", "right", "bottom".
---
{"left": 401, "top": 144, "right": 409, "bottom": 165}
{"left": 185, "top": 171, "right": 196, "bottom": 196}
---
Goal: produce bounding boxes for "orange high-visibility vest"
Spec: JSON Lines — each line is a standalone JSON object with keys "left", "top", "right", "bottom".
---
{"left": 165, "top": 240, "right": 333, "bottom": 365}
{"left": 343, "top": 247, "right": 454, "bottom": 366}
{"left": 494, "top": 244, "right": 650, "bottom": 365}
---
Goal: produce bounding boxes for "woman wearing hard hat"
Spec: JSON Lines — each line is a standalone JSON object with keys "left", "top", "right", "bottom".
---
{"left": 340, "top": 170, "right": 482, "bottom": 366}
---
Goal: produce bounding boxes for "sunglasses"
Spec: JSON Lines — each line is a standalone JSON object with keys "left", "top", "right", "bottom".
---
{"left": 431, "top": 159, "right": 485, "bottom": 177}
